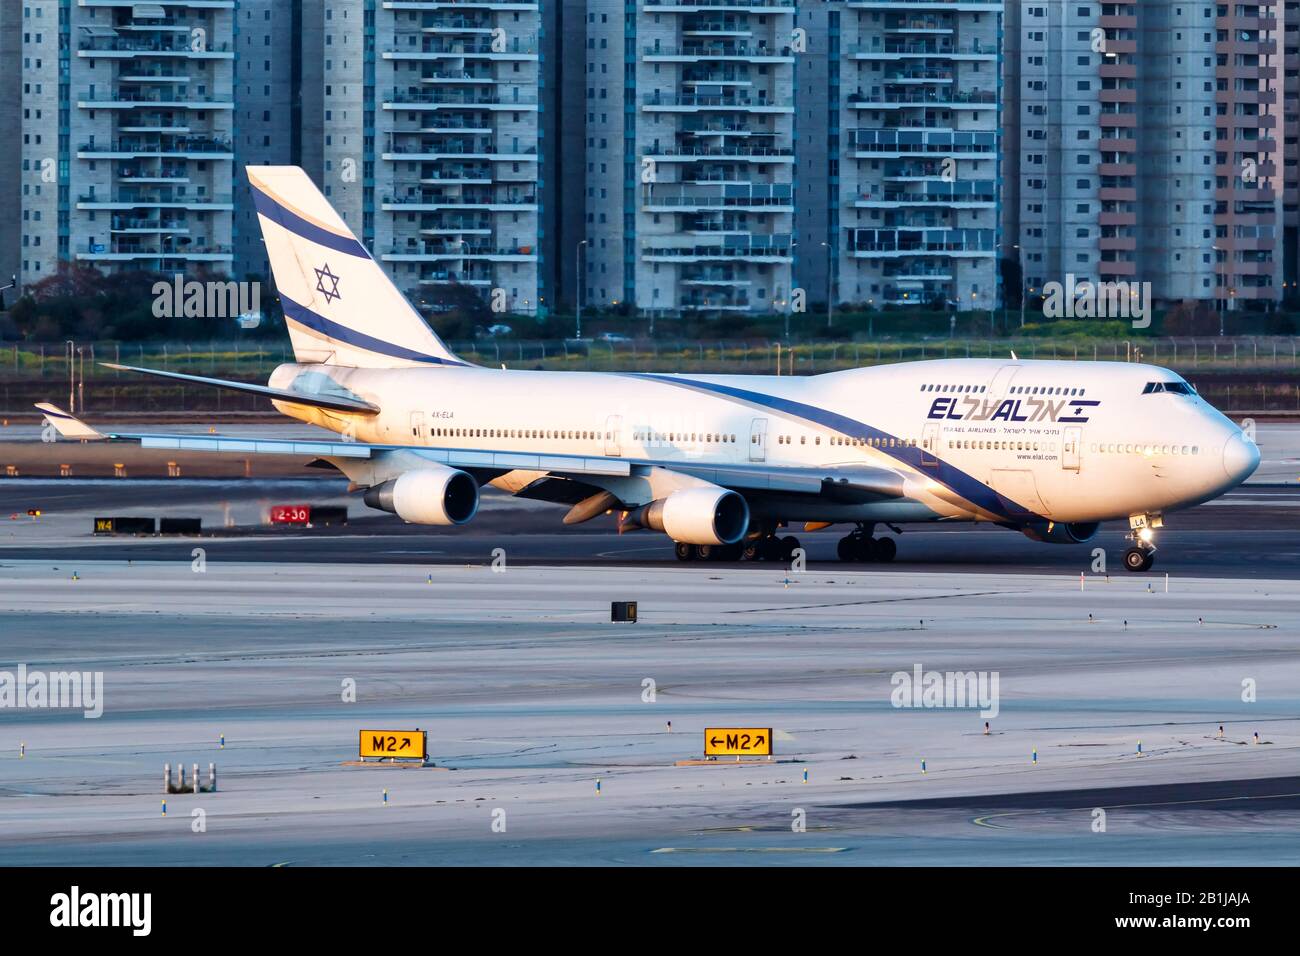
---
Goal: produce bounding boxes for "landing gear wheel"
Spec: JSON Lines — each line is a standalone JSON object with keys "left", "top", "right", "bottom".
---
{"left": 780, "top": 536, "right": 800, "bottom": 563}
{"left": 758, "top": 536, "right": 783, "bottom": 562}
{"left": 1123, "top": 547, "right": 1154, "bottom": 572}
{"left": 719, "top": 543, "right": 743, "bottom": 562}
{"left": 742, "top": 542, "right": 761, "bottom": 562}
{"left": 872, "top": 537, "right": 897, "bottom": 563}
{"left": 696, "top": 544, "right": 716, "bottom": 562}
{"left": 837, "top": 535, "right": 868, "bottom": 564}
{"left": 675, "top": 542, "right": 696, "bottom": 562}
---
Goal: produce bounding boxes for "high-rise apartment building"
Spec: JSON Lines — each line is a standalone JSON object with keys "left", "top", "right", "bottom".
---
{"left": 833, "top": 0, "right": 1002, "bottom": 313}
{"left": 371, "top": 0, "right": 546, "bottom": 316}
{"left": 1285, "top": 0, "right": 1299, "bottom": 295}
{"left": 582, "top": 0, "right": 798, "bottom": 316}
{"left": 17, "top": 1, "right": 239, "bottom": 284}
{"left": 1005, "top": 1, "right": 1284, "bottom": 312}
{"left": 11, "top": 1, "right": 1295, "bottom": 324}
{"left": 232, "top": 0, "right": 296, "bottom": 281}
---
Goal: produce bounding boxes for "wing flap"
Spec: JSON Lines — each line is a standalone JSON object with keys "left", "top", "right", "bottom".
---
{"left": 103, "top": 431, "right": 633, "bottom": 477}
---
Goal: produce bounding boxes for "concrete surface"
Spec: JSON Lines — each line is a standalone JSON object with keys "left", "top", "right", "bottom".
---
{"left": 0, "top": 561, "right": 1296, "bottom": 865}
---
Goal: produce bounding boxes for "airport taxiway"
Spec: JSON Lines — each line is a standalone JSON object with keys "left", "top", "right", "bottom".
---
{"left": 0, "top": 560, "right": 1297, "bottom": 865}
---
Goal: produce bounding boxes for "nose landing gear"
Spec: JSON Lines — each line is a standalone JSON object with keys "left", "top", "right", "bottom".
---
{"left": 1123, "top": 514, "right": 1161, "bottom": 572}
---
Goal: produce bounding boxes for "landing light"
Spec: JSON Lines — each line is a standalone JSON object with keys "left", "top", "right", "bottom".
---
{"left": 1138, "top": 527, "right": 1154, "bottom": 543}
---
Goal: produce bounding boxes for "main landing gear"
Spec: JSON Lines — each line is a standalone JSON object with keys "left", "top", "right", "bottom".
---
{"left": 1122, "top": 514, "right": 1160, "bottom": 572}
{"left": 673, "top": 532, "right": 800, "bottom": 563}
{"left": 836, "top": 524, "right": 897, "bottom": 563}
{"left": 741, "top": 534, "right": 800, "bottom": 563}
{"left": 675, "top": 541, "right": 744, "bottom": 562}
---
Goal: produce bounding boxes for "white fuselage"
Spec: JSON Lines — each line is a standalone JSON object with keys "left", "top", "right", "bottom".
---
{"left": 270, "top": 358, "right": 1256, "bottom": 528}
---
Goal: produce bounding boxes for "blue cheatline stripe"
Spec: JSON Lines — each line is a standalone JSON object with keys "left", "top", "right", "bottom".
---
{"left": 281, "top": 294, "right": 466, "bottom": 366}
{"left": 252, "top": 187, "right": 370, "bottom": 259}
{"left": 629, "top": 373, "right": 1044, "bottom": 523}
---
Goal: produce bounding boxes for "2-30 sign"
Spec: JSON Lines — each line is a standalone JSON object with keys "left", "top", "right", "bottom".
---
{"left": 359, "top": 729, "right": 427, "bottom": 761}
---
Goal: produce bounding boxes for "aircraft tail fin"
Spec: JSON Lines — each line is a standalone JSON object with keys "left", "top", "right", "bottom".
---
{"left": 35, "top": 403, "right": 104, "bottom": 441}
{"left": 247, "top": 166, "right": 464, "bottom": 369}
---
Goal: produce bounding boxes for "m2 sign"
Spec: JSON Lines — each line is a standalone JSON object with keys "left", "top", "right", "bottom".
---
{"left": 359, "top": 729, "right": 427, "bottom": 761}
{"left": 704, "top": 727, "right": 773, "bottom": 757}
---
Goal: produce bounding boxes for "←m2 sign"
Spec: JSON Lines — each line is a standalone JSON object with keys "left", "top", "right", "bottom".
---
{"left": 704, "top": 727, "right": 773, "bottom": 757}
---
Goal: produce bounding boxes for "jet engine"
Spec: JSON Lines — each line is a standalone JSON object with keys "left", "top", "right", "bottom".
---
{"left": 363, "top": 466, "right": 479, "bottom": 526}
{"left": 1019, "top": 520, "right": 1101, "bottom": 544}
{"left": 624, "top": 487, "right": 749, "bottom": 546}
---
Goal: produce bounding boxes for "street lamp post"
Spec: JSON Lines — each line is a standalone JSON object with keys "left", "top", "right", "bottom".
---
{"left": 820, "top": 241, "right": 834, "bottom": 329}
{"left": 575, "top": 240, "right": 587, "bottom": 339}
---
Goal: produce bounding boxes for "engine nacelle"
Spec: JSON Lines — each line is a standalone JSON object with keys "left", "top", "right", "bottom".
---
{"left": 627, "top": 487, "right": 749, "bottom": 546}
{"left": 363, "top": 467, "right": 479, "bottom": 526}
{"left": 1020, "top": 520, "right": 1101, "bottom": 545}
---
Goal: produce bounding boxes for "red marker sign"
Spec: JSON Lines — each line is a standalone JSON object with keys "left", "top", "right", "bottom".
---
{"left": 270, "top": 505, "right": 311, "bottom": 524}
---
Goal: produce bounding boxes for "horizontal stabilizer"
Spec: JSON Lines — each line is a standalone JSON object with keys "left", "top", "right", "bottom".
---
{"left": 34, "top": 403, "right": 104, "bottom": 440}
{"left": 101, "top": 363, "right": 379, "bottom": 414}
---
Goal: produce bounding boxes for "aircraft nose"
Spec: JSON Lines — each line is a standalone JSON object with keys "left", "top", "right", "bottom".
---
{"left": 1222, "top": 432, "right": 1260, "bottom": 485}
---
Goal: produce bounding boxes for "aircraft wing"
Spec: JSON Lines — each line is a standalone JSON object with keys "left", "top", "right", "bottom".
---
{"left": 100, "top": 363, "right": 380, "bottom": 414}
{"left": 35, "top": 405, "right": 907, "bottom": 501}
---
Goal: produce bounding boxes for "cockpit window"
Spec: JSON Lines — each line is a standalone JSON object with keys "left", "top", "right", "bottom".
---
{"left": 1142, "top": 381, "right": 1195, "bottom": 396}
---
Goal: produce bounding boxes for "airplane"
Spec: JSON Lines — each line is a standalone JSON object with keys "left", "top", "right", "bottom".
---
{"left": 38, "top": 166, "right": 1260, "bottom": 572}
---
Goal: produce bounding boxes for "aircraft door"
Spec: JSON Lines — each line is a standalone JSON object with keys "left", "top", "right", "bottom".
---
{"left": 921, "top": 422, "right": 941, "bottom": 467}
{"left": 604, "top": 415, "right": 623, "bottom": 456}
{"left": 1062, "top": 426, "right": 1082, "bottom": 471}
{"left": 749, "top": 417, "right": 768, "bottom": 462}
{"left": 987, "top": 363, "right": 1020, "bottom": 401}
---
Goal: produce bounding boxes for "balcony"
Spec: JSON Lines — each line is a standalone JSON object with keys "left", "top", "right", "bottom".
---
{"left": 78, "top": 38, "right": 232, "bottom": 59}
{"left": 75, "top": 242, "right": 233, "bottom": 263}
{"left": 382, "top": 39, "right": 537, "bottom": 59}
{"left": 643, "top": 145, "right": 794, "bottom": 162}
{"left": 381, "top": 192, "right": 538, "bottom": 212}
{"left": 643, "top": 42, "right": 795, "bottom": 62}
{"left": 76, "top": 137, "right": 233, "bottom": 160}
{"left": 76, "top": 89, "right": 233, "bottom": 110}
{"left": 852, "top": 182, "right": 996, "bottom": 209}
{"left": 848, "top": 42, "right": 996, "bottom": 61}
{"left": 848, "top": 227, "right": 995, "bottom": 258}
{"left": 849, "top": 128, "right": 997, "bottom": 157}
{"left": 847, "top": 89, "right": 997, "bottom": 109}
{"left": 382, "top": 143, "right": 537, "bottom": 162}
{"left": 847, "top": 1, "right": 1002, "bottom": 11}
{"left": 644, "top": 0, "right": 795, "bottom": 11}
{"left": 382, "top": 243, "right": 537, "bottom": 263}
{"left": 641, "top": 93, "right": 793, "bottom": 114}
{"left": 642, "top": 185, "right": 793, "bottom": 213}
{"left": 76, "top": 193, "right": 235, "bottom": 212}
{"left": 641, "top": 243, "right": 792, "bottom": 263}
{"left": 382, "top": 88, "right": 538, "bottom": 111}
